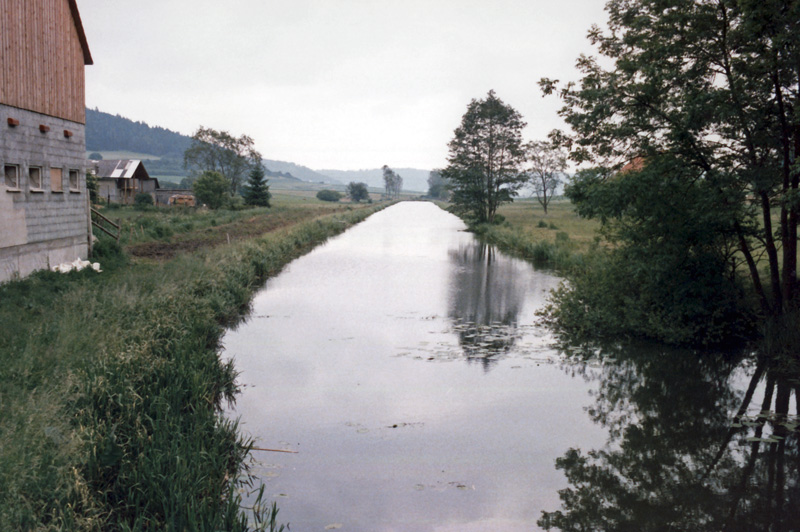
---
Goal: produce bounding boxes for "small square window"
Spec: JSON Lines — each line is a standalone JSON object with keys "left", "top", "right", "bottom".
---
{"left": 69, "top": 170, "right": 79, "bottom": 191}
{"left": 29, "top": 167, "right": 43, "bottom": 190}
{"left": 50, "top": 167, "right": 63, "bottom": 192}
{"left": 4, "top": 164, "right": 20, "bottom": 189}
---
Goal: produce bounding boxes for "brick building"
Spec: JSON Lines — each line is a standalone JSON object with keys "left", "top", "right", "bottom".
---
{"left": 0, "top": 0, "right": 93, "bottom": 282}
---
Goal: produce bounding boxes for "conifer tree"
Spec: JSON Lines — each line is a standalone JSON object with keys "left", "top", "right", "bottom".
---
{"left": 242, "top": 164, "right": 271, "bottom": 207}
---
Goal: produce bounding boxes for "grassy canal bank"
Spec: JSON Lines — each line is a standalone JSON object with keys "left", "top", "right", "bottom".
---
{"left": 466, "top": 199, "right": 601, "bottom": 273}
{"left": 0, "top": 195, "right": 388, "bottom": 531}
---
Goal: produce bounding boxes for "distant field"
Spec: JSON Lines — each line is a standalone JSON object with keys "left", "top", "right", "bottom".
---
{"left": 496, "top": 198, "right": 601, "bottom": 253}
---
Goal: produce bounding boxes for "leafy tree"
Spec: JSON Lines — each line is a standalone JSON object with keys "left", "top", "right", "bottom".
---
{"left": 526, "top": 139, "right": 567, "bottom": 214}
{"left": 241, "top": 164, "right": 271, "bottom": 207}
{"left": 316, "top": 189, "right": 343, "bottom": 202}
{"left": 192, "top": 171, "right": 230, "bottom": 210}
{"left": 442, "top": 90, "right": 527, "bottom": 223}
{"left": 382, "top": 165, "right": 403, "bottom": 199}
{"left": 540, "top": 0, "right": 800, "bottom": 343}
{"left": 183, "top": 126, "right": 262, "bottom": 196}
{"left": 426, "top": 170, "right": 449, "bottom": 200}
{"left": 88, "top": 152, "right": 103, "bottom": 160}
{"left": 346, "top": 182, "right": 369, "bottom": 203}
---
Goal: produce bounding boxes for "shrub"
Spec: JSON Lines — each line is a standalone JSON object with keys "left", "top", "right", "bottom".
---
{"left": 549, "top": 222, "right": 558, "bottom": 230}
{"left": 134, "top": 193, "right": 154, "bottom": 209}
{"left": 316, "top": 189, "right": 342, "bottom": 202}
{"left": 193, "top": 171, "right": 230, "bottom": 210}
{"left": 537, "top": 220, "right": 548, "bottom": 228}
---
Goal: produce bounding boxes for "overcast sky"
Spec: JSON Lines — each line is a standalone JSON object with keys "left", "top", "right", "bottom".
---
{"left": 78, "top": 0, "right": 609, "bottom": 171}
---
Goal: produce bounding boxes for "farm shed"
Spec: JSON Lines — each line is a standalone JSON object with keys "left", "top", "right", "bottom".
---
{"left": 93, "top": 159, "right": 159, "bottom": 205}
{"left": 0, "top": 0, "right": 93, "bottom": 282}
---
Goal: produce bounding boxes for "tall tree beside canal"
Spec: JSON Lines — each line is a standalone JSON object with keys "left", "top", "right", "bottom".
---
{"left": 442, "top": 91, "right": 527, "bottom": 223}
{"left": 540, "top": 0, "right": 800, "bottom": 345}
{"left": 183, "top": 126, "right": 262, "bottom": 196}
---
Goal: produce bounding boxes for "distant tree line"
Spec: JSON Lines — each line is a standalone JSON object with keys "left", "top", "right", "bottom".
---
{"left": 85, "top": 108, "right": 192, "bottom": 157}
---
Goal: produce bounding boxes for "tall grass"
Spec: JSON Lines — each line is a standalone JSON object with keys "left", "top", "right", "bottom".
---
{"left": 470, "top": 222, "right": 587, "bottom": 273}
{"left": 0, "top": 205, "right": 385, "bottom": 530}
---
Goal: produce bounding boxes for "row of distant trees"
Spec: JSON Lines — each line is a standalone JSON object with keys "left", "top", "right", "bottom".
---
{"left": 431, "top": 93, "right": 568, "bottom": 219}
{"left": 382, "top": 166, "right": 403, "bottom": 199}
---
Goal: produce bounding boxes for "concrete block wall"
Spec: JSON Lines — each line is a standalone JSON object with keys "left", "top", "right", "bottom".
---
{"left": 0, "top": 104, "right": 89, "bottom": 282}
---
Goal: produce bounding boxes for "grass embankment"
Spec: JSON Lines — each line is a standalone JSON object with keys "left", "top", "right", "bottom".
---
{"left": 0, "top": 197, "right": 387, "bottom": 531}
{"left": 471, "top": 198, "right": 601, "bottom": 272}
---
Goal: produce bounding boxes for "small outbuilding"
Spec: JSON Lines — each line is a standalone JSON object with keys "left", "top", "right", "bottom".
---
{"left": 93, "top": 159, "right": 159, "bottom": 205}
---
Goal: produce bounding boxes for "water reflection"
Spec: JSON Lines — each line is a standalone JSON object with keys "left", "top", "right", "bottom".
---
{"left": 540, "top": 345, "right": 800, "bottom": 531}
{"left": 223, "top": 203, "right": 590, "bottom": 531}
{"left": 447, "top": 243, "right": 529, "bottom": 370}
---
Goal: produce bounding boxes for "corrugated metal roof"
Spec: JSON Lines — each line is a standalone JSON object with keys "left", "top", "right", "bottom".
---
{"left": 96, "top": 159, "right": 147, "bottom": 179}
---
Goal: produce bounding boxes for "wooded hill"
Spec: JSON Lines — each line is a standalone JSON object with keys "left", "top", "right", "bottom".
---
{"left": 86, "top": 108, "right": 191, "bottom": 158}
{"left": 84, "top": 109, "right": 332, "bottom": 183}
{"left": 84, "top": 108, "right": 431, "bottom": 191}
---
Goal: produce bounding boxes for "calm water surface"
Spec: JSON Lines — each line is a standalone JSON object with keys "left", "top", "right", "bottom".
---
{"left": 223, "top": 202, "right": 798, "bottom": 531}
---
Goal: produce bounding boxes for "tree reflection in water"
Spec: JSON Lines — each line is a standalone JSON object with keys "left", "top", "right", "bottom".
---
{"left": 539, "top": 345, "right": 800, "bottom": 531}
{"left": 447, "top": 242, "right": 527, "bottom": 370}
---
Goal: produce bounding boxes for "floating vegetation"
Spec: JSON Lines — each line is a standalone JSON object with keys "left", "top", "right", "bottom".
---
{"left": 392, "top": 313, "right": 561, "bottom": 368}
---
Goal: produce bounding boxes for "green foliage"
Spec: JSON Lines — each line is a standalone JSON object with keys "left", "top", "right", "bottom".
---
{"left": 0, "top": 204, "right": 388, "bottom": 530}
{"left": 545, "top": 157, "right": 754, "bottom": 345}
{"left": 541, "top": 0, "right": 800, "bottom": 327}
{"left": 316, "top": 189, "right": 343, "bottom": 202}
{"left": 242, "top": 164, "right": 272, "bottom": 207}
{"left": 85, "top": 108, "right": 192, "bottom": 157}
{"left": 193, "top": 171, "right": 230, "bottom": 210}
{"left": 473, "top": 223, "right": 583, "bottom": 271}
{"left": 346, "top": 181, "right": 369, "bottom": 202}
{"left": 442, "top": 90, "right": 527, "bottom": 223}
{"left": 537, "top": 220, "right": 548, "bottom": 228}
{"left": 184, "top": 126, "right": 262, "bottom": 196}
{"left": 133, "top": 192, "right": 154, "bottom": 209}
{"left": 86, "top": 170, "right": 99, "bottom": 203}
{"left": 88, "top": 152, "right": 103, "bottom": 160}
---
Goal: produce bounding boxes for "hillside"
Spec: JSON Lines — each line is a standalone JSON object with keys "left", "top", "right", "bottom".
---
{"left": 263, "top": 159, "right": 339, "bottom": 184}
{"left": 319, "top": 168, "right": 431, "bottom": 193}
{"left": 84, "top": 109, "right": 428, "bottom": 191}
{"left": 86, "top": 108, "right": 191, "bottom": 157}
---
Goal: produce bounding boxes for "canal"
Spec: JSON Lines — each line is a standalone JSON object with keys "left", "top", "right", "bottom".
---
{"left": 223, "top": 202, "right": 797, "bottom": 531}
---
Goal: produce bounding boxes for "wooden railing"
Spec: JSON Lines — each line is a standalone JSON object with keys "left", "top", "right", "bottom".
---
{"left": 91, "top": 208, "right": 120, "bottom": 242}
